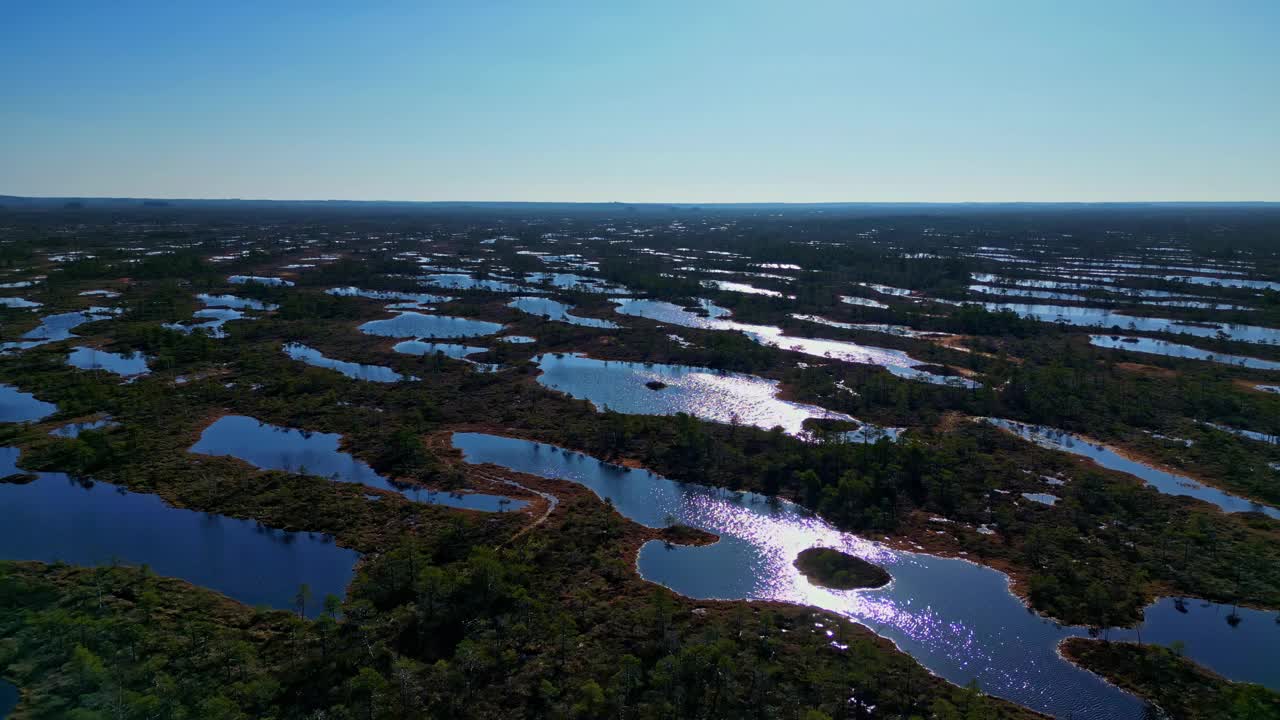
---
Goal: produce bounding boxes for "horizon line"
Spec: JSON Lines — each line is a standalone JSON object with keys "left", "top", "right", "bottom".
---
{"left": 4, "top": 194, "right": 1280, "bottom": 207}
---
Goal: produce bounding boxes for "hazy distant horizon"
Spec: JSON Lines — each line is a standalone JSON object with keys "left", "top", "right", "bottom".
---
{"left": 4, "top": 193, "right": 1280, "bottom": 208}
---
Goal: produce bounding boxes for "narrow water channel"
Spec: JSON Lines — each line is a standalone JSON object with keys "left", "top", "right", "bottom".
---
{"left": 985, "top": 418, "right": 1280, "bottom": 519}
{"left": 191, "top": 415, "right": 524, "bottom": 512}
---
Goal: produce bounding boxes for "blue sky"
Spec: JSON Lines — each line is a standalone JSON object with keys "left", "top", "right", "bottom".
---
{"left": 2, "top": 1, "right": 1277, "bottom": 202}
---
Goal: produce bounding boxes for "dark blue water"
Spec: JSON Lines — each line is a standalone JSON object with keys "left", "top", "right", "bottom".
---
{"left": 1089, "top": 335, "right": 1280, "bottom": 371}
{"left": 987, "top": 419, "right": 1280, "bottom": 519}
{"left": 283, "top": 343, "right": 408, "bottom": 383}
{"left": 0, "top": 679, "right": 15, "bottom": 719}
{"left": 453, "top": 433, "right": 1280, "bottom": 719}
{"left": 67, "top": 346, "right": 151, "bottom": 377}
{"left": 0, "top": 447, "right": 357, "bottom": 614}
{"left": 191, "top": 416, "right": 523, "bottom": 512}
{"left": 508, "top": 297, "right": 619, "bottom": 328}
{"left": 358, "top": 311, "right": 504, "bottom": 339}
{"left": 0, "top": 385, "right": 56, "bottom": 423}
{"left": 1, "top": 308, "right": 118, "bottom": 352}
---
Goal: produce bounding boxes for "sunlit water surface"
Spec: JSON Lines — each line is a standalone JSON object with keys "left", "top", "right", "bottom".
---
{"left": 534, "top": 353, "right": 849, "bottom": 436}
{"left": 975, "top": 302, "right": 1280, "bottom": 344}
{"left": 985, "top": 419, "right": 1280, "bottom": 519}
{"left": 1088, "top": 335, "right": 1280, "bottom": 371}
{"left": 509, "top": 296, "right": 619, "bottom": 328}
{"left": 454, "top": 433, "right": 1280, "bottom": 719}
{"left": 358, "top": 311, "right": 504, "bottom": 339}
{"left": 614, "top": 299, "right": 974, "bottom": 387}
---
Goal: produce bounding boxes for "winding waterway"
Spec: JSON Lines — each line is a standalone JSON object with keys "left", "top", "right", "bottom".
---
{"left": 191, "top": 415, "right": 523, "bottom": 512}
{"left": 1089, "top": 335, "right": 1280, "bottom": 371}
{"left": 454, "top": 433, "right": 1280, "bottom": 719}
{"left": 284, "top": 343, "right": 409, "bottom": 383}
{"left": 976, "top": 302, "right": 1280, "bottom": 345}
{"left": 985, "top": 418, "right": 1280, "bottom": 519}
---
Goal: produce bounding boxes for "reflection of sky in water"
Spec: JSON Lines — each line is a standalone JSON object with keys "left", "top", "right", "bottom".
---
{"left": 165, "top": 308, "right": 244, "bottom": 337}
{"left": 198, "top": 293, "right": 279, "bottom": 311}
{"left": 0, "top": 447, "right": 356, "bottom": 614}
{"left": 614, "top": 299, "right": 975, "bottom": 387}
{"left": 358, "top": 311, "right": 504, "bottom": 339}
{"left": 50, "top": 418, "right": 115, "bottom": 438}
{"left": 1089, "top": 335, "right": 1280, "bottom": 371}
{"left": 456, "top": 434, "right": 1280, "bottom": 719}
{"left": 2, "top": 308, "right": 118, "bottom": 351}
{"left": 0, "top": 296, "right": 41, "bottom": 308}
{"left": 421, "top": 273, "right": 536, "bottom": 293}
{"left": 985, "top": 418, "right": 1280, "bottom": 519}
{"left": 192, "top": 416, "right": 522, "bottom": 512}
{"left": 0, "top": 384, "right": 57, "bottom": 422}
{"left": 524, "top": 272, "right": 629, "bottom": 294}
{"left": 67, "top": 346, "right": 151, "bottom": 377}
{"left": 535, "top": 353, "right": 850, "bottom": 436}
{"left": 791, "top": 314, "right": 943, "bottom": 339}
{"left": 975, "top": 302, "right": 1280, "bottom": 344}
{"left": 393, "top": 341, "right": 500, "bottom": 372}
{"left": 701, "top": 280, "right": 791, "bottom": 298}
{"left": 393, "top": 341, "right": 488, "bottom": 359}
{"left": 839, "top": 295, "right": 890, "bottom": 309}
{"left": 509, "top": 296, "right": 619, "bottom": 328}
{"left": 326, "top": 286, "right": 452, "bottom": 305}
{"left": 284, "top": 343, "right": 408, "bottom": 383}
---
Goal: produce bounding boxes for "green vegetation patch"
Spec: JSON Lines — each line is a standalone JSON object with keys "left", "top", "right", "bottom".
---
{"left": 1060, "top": 638, "right": 1280, "bottom": 720}
{"left": 794, "top": 547, "right": 891, "bottom": 590}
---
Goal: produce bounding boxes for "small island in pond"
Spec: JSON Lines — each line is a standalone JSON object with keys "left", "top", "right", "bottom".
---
{"left": 794, "top": 547, "right": 891, "bottom": 590}
{"left": 644, "top": 380, "right": 668, "bottom": 390}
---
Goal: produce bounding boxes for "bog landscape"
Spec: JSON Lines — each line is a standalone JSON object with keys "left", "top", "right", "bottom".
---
{"left": 0, "top": 199, "right": 1277, "bottom": 719}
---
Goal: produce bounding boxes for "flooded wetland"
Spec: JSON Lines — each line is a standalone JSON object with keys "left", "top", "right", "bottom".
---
{"left": 1, "top": 203, "right": 1278, "bottom": 719}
